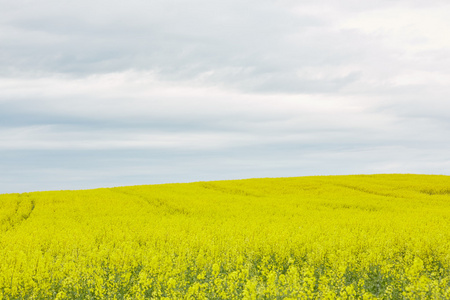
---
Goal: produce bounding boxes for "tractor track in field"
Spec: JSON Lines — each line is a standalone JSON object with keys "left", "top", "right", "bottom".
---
{"left": 330, "top": 183, "right": 402, "bottom": 198}
{"left": 0, "top": 194, "right": 35, "bottom": 233}
{"left": 200, "top": 183, "right": 262, "bottom": 197}
{"left": 109, "top": 189, "right": 191, "bottom": 215}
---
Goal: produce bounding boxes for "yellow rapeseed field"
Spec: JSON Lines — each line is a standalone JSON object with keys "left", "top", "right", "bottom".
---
{"left": 1, "top": 174, "right": 450, "bottom": 299}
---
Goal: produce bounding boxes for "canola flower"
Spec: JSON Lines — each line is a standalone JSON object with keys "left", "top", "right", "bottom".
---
{"left": 0, "top": 174, "right": 450, "bottom": 299}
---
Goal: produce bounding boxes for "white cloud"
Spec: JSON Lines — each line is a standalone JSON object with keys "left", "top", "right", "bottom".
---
{"left": 339, "top": 5, "right": 450, "bottom": 51}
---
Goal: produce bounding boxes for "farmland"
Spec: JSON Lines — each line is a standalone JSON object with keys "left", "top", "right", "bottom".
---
{"left": 1, "top": 174, "right": 450, "bottom": 299}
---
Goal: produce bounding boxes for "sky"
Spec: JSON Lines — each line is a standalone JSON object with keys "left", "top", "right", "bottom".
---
{"left": 1, "top": 0, "right": 450, "bottom": 193}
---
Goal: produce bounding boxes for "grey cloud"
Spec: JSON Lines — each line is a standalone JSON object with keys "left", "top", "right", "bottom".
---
{"left": 0, "top": 0, "right": 368, "bottom": 93}
{"left": 2, "top": 0, "right": 450, "bottom": 193}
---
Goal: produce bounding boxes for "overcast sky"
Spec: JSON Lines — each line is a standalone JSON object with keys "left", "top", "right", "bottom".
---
{"left": 1, "top": 0, "right": 450, "bottom": 193}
